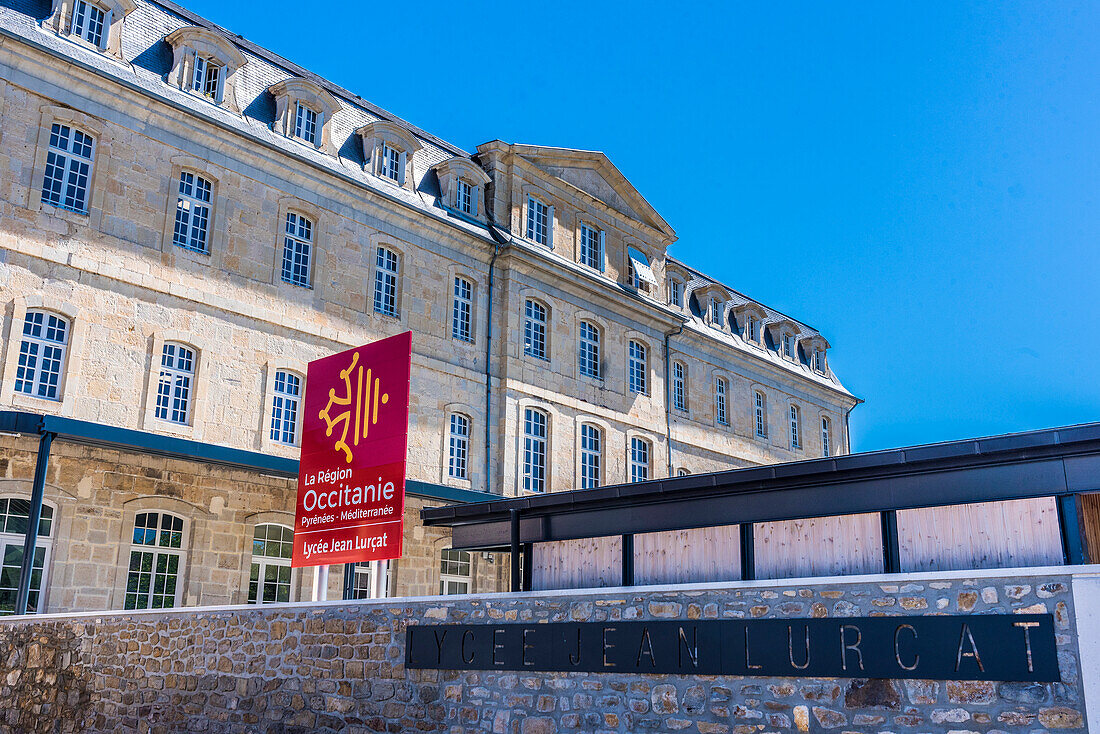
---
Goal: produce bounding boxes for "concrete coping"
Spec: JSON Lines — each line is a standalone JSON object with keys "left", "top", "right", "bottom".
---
{"left": 5, "top": 563, "right": 1099, "bottom": 625}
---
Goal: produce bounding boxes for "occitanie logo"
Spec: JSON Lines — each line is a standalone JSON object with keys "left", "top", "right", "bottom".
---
{"left": 318, "top": 351, "right": 389, "bottom": 463}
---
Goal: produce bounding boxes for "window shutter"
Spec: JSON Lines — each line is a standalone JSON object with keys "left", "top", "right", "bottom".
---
{"left": 398, "top": 151, "right": 407, "bottom": 186}
{"left": 598, "top": 229, "right": 605, "bottom": 271}
{"left": 100, "top": 9, "right": 112, "bottom": 50}
{"left": 69, "top": 2, "right": 79, "bottom": 35}
{"left": 547, "top": 205, "right": 555, "bottom": 247}
{"left": 216, "top": 64, "right": 227, "bottom": 104}
{"left": 192, "top": 53, "right": 204, "bottom": 91}
{"left": 472, "top": 184, "right": 478, "bottom": 217}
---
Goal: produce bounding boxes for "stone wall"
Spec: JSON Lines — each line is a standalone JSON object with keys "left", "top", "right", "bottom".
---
{"left": 0, "top": 568, "right": 1090, "bottom": 733}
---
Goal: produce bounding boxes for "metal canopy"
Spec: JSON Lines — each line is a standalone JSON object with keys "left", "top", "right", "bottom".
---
{"left": 422, "top": 422, "right": 1100, "bottom": 551}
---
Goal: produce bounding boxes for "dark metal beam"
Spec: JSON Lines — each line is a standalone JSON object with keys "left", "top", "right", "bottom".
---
{"left": 15, "top": 432, "right": 53, "bottom": 615}
{"left": 1057, "top": 494, "right": 1089, "bottom": 565}
{"left": 881, "top": 510, "right": 901, "bottom": 574}
{"left": 739, "top": 523, "right": 755, "bottom": 581}
{"left": 621, "top": 534, "right": 634, "bottom": 587}
{"left": 509, "top": 509, "right": 521, "bottom": 592}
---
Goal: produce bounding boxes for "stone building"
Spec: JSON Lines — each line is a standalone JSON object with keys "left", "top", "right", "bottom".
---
{"left": 0, "top": 0, "right": 858, "bottom": 613}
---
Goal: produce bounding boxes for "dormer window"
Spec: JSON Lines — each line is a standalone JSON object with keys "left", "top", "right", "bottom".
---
{"left": 747, "top": 318, "right": 760, "bottom": 344}
{"left": 813, "top": 348, "right": 827, "bottom": 374}
{"left": 710, "top": 299, "right": 723, "bottom": 326}
{"left": 799, "top": 335, "right": 831, "bottom": 375}
{"left": 357, "top": 121, "right": 423, "bottom": 190}
{"left": 71, "top": 0, "right": 106, "bottom": 47}
{"left": 432, "top": 156, "right": 490, "bottom": 220}
{"left": 781, "top": 333, "right": 794, "bottom": 358}
{"left": 269, "top": 78, "right": 341, "bottom": 153}
{"left": 294, "top": 103, "right": 318, "bottom": 145}
{"left": 626, "top": 247, "right": 657, "bottom": 292}
{"left": 166, "top": 26, "right": 247, "bottom": 112}
{"left": 669, "top": 279, "right": 683, "bottom": 308}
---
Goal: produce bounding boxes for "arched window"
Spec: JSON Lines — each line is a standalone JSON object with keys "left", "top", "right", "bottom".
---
{"left": 448, "top": 413, "right": 470, "bottom": 480}
{"left": 125, "top": 511, "right": 184, "bottom": 609}
{"left": 41, "top": 123, "right": 95, "bottom": 215}
{"left": 629, "top": 437, "right": 651, "bottom": 483}
{"left": 821, "top": 416, "right": 832, "bottom": 457}
{"left": 154, "top": 342, "right": 195, "bottom": 425}
{"left": 677, "top": 468, "right": 691, "bottom": 477}
{"left": 628, "top": 340, "right": 648, "bottom": 395}
{"left": 754, "top": 390, "right": 767, "bottom": 438}
{"left": 524, "top": 300, "right": 548, "bottom": 360}
{"left": 522, "top": 408, "right": 548, "bottom": 493}
{"left": 715, "top": 377, "right": 729, "bottom": 426}
{"left": 173, "top": 171, "right": 213, "bottom": 254}
{"left": 579, "top": 423, "right": 602, "bottom": 490}
{"left": 269, "top": 370, "right": 301, "bottom": 446}
{"left": 15, "top": 310, "right": 70, "bottom": 401}
{"left": 373, "top": 246, "right": 400, "bottom": 317}
{"left": 790, "top": 404, "right": 802, "bottom": 450}
{"left": 281, "top": 211, "right": 313, "bottom": 287}
{"left": 439, "top": 549, "right": 472, "bottom": 595}
{"left": 248, "top": 524, "right": 292, "bottom": 604}
{"left": 578, "top": 321, "right": 601, "bottom": 379}
{"left": 0, "top": 498, "right": 54, "bottom": 614}
{"left": 672, "top": 361, "right": 687, "bottom": 411}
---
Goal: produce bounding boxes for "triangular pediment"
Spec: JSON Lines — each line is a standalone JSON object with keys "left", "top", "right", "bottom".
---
{"left": 511, "top": 145, "right": 675, "bottom": 240}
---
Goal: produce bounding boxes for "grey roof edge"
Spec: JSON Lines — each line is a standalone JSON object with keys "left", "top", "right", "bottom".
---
{"left": 0, "top": 410, "right": 498, "bottom": 506}
{"left": 149, "top": 0, "right": 468, "bottom": 158}
{"left": 422, "top": 419, "right": 1100, "bottom": 523}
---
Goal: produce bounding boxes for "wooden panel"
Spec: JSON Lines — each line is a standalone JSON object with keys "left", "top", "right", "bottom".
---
{"left": 898, "top": 497, "right": 1062, "bottom": 573}
{"left": 754, "top": 513, "right": 884, "bottom": 580}
{"left": 1081, "top": 493, "right": 1100, "bottom": 563}
{"left": 633, "top": 525, "right": 741, "bottom": 586}
{"left": 531, "top": 536, "right": 622, "bottom": 591}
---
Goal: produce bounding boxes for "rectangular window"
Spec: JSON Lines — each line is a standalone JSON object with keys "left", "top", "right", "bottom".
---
{"left": 821, "top": 417, "right": 832, "bottom": 457}
{"left": 578, "top": 223, "right": 602, "bottom": 271}
{"left": 71, "top": 0, "right": 105, "bottom": 48}
{"left": 578, "top": 322, "right": 601, "bottom": 379}
{"left": 348, "top": 560, "right": 390, "bottom": 599}
{"left": 294, "top": 103, "right": 318, "bottom": 144}
{"left": 813, "top": 349, "right": 826, "bottom": 374}
{"left": 790, "top": 404, "right": 802, "bottom": 449}
{"left": 782, "top": 333, "right": 794, "bottom": 358}
{"left": 628, "top": 341, "right": 647, "bottom": 395}
{"left": 522, "top": 408, "right": 547, "bottom": 493}
{"left": 269, "top": 371, "right": 301, "bottom": 446}
{"left": 373, "top": 247, "right": 400, "bottom": 317}
{"left": 248, "top": 524, "right": 293, "bottom": 604}
{"left": 439, "top": 549, "right": 472, "bottom": 595}
{"left": 41, "top": 123, "right": 94, "bottom": 214}
{"left": 669, "top": 280, "right": 683, "bottom": 307}
{"left": 452, "top": 277, "right": 473, "bottom": 342}
{"left": 280, "top": 212, "right": 313, "bottom": 287}
{"left": 715, "top": 377, "right": 728, "bottom": 426}
{"left": 672, "top": 362, "right": 686, "bottom": 411}
{"left": 15, "top": 311, "right": 69, "bottom": 401}
{"left": 524, "top": 300, "right": 547, "bottom": 360}
{"left": 754, "top": 391, "right": 767, "bottom": 438}
{"left": 448, "top": 413, "right": 469, "bottom": 480}
{"left": 711, "top": 300, "right": 722, "bottom": 325}
{"left": 630, "top": 437, "right": 650, "bottom": 483}
{"left": 579, "top": 424, "right": 601, "bottom": 490}
{"left": 380, "top": 144, "right": 402, "bottom": 182}
{"left": 526, "top": 197, "right": 550, "bottom": 246}
{"left": 154, "top": 343, "right": 195, "bottom": 425}
{"left": 192, "top": 56, "right": 222, "bottom": 100}
{"left": 455, "top": 178, "right": 473, "bottom": 215}
{"left": 173, "top": 171, "right": 213, "bottom": 254}
{"left": 747, "top": 319, "right": 759, "bottom": 344}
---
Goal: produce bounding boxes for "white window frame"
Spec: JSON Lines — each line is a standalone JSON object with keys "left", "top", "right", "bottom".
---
{"left": 269, "top": 370, "right": 302, "bottom": 446}
{"left": 526, "top": 196, "right": 551, "bottom": 246}
{"left": 379, "top": 143, "right": 404, "bottom": 184}
{"left": 578, "top": 222, "right": 604, "bottom": 271}
{"left": 349, "top": 560, "right": 390, "bottom": 599}
{"left": 747, "top": 318, "right": 760, "bottom": 345}
{"left": 280, "top": 211, "right": 313, "bottom": 288}
{"left": 628, "top": 340, "right": 648, "bottom": 395}
{"left": 813, "top": 348, "right": 827, "bottom": 375}
{"left": 672, "top": 361, "right": 687, "bottom": 412}
{"left": 523, "top": 300, "right": 548, "bottom": 361}
{"left": 452, "top": 276, "right": 474, "bottom": 343}
{"left": 70, "top": 0, "right": 108, "bottom": 50}
{"left": 754, "top": 390, "right": 767, "bottom": 438}
{"left": 124, "top": 511, "right": 185, "bottom": 610}
{"left": 173, "top": 171, "right": 213, "bottom": 254}
{"left": 439, "top": 549, "right": 472, "bottom": 595}
{"left": 14, "top": 310, "right": 70, "bottom": 401}
{"left": 248, "top": 523, "right": 293, "bottom": 604}
{"left": 0, "top": 498, "right": 54, "bottom": 614}
{"left": 629, "top": 437, "right": 650, "bottom": 483}
{"left": 579, "top": 423, "right": 602, "bottom": 490}
{"left": 522, "top": 408, "right": 548, "bottom": 493}
{"left": 154, "top": 342, "right": 195, "bottom": 425}
{"left": 40, "top": 123, "right": 95, "bottom": 215}
{"left": 448, "top": 412, "right": 470, "bottom": 480}
{"left": 669, "top": 279, "right": 683, "bottom": 308}
{"left": 715, "top": 377, "right": 729, "bottom": 426}
{"left": 294, "top": 102, "right": 318, "bottom": 145}
{"left": 373, "top": 246, "right": 400, "bottom": 317}
{"left": 711, "top": 299, "right": 723, "bottom": 326}
{"left": 781, "top": 333, "right": 794, "bottom": 359}
{"left": 578, "top": 321, "right": 601, "bottom": 380}
{"left": 821, "top": 416, "right": 832, "bottom": 457}
{"left": 455, "top": 178, "right": 474, "bottom": 215}
{"left": 192, "top": 54, "right": 225, "bottom": 102}
{"left": 790, "top": 404, "right": 802, "bottom": 450}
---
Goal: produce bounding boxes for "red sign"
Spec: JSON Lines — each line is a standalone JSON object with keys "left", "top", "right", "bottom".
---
{"left": 292, "top": 332, "right": 412, "bottom": 568}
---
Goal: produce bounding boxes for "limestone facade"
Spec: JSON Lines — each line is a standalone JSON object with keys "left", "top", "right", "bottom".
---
{"left": 0, "top": 0, "right": 858, "bottom": 611}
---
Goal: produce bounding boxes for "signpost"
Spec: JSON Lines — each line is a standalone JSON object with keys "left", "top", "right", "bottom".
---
{"left": 293, "top": 332, "right": 412, "bottom": 596}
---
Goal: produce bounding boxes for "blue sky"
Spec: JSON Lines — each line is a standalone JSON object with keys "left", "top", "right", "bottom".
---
{"left": 186, "top": 0, "right": 1100, "bottom": 452}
